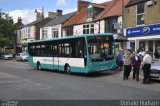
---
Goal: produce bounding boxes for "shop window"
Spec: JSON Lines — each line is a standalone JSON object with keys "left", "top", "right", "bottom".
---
{"left": 139, "top": 41, "right": 145, "bottom": 51}
{"left": 130, "top": 42, "right": 135, "bottom": 51}
{"left": 155, "top": 41, "right": 160, "bottom": 50}
{"left": 148, "top": 41, "right": 153, "bottom": 52}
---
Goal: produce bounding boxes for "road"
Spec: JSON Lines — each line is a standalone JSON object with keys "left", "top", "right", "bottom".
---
{"left": 0, "top": 60, "right": 160, "bottom": 105}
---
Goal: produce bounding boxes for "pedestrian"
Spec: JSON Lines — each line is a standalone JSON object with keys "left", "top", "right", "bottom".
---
{"left": 141, "top": 51, "right": 152, "bottom": 84}
{"left": 138, "top": 48, "right": 145, "bottom": 62}
{"left": 132, "top": 51, "right": 141, "bottom": 81}
{"left": 117, "top": 48, "right": 123, "bottom": 71}
{"left": 154, "top": 46, "right": 160, "bottom": 60}
{"left": 123, "top": 49, "right": 132, "bottom": 80}
{"left": 127, "top": 49, "right": 134, "bottom": 78}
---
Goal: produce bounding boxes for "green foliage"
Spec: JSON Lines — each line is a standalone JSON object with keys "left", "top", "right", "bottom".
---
{"left": 0, "top": 10, "right": 15, "bottom": 47}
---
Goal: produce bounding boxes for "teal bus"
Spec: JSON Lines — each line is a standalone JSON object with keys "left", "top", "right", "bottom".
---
{"left": 27, "top": 33, "right": 118, "bottom": 74}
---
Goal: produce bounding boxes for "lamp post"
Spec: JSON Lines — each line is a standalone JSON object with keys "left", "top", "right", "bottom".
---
{"left": 14, "top": 30, "right": 17, "bottom": 55}
{"left": 120, "top": 0, "right": 125, "bottom": 49}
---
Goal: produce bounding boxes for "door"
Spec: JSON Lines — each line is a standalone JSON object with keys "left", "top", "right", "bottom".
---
{"left": 53, "top": 44, "right": 59, "bottom": 70}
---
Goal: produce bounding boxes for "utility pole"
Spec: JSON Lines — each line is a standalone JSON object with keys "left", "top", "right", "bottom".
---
{"left": 122, "top": 0, "right": 124, "bottom": 35}
{"left": 119, "top": 0, "right": 125, "bottom": 49}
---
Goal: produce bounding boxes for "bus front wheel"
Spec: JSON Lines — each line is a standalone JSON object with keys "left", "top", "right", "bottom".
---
{"left": 37, "top": 62, "right": 41, "bottom": 70}
{"left": 65, "top": 65, "right": 71, "bottom": 74}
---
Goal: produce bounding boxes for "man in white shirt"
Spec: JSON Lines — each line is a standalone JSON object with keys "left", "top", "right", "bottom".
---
{"left": 141, "top": 51, "right": 152, "bottom": 84}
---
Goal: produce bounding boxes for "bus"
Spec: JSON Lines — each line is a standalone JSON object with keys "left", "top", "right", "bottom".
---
{"left": 27, "top": 33, "right": 118, "bottom": 74}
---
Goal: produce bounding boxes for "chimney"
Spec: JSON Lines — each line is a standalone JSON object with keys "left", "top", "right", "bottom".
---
{"left": 35, "top": 9, "right": 44, "bottom": 21}
{"left": 77, "top": 0, "right": 89, "bottom": 13}
{"left": 17, "top": 17, "right": 22, "bottom": 23}
{"left": 36, "top": 12, "right": 44, "bottom": 21}
{"left": 57, "top": 10, "right": 63, "bottom": 16}
{"left": 48, "top": 12, "right": 57, "bottom": 18}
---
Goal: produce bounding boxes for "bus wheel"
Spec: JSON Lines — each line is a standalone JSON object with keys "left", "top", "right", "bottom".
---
{"left": 37, "top": 62, "right": 41, "bottom": 70}
{"left": 65, "top": 65, "right": 71, "bottom": 74}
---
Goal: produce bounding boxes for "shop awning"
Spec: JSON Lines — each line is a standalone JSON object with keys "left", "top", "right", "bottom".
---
{"left": 113, "top": 33, "right": 128, "bottom": 42}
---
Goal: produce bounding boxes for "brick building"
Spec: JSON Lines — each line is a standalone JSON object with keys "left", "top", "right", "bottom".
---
{"left": 124, "top": 0, "right": 160, "bottom": 58}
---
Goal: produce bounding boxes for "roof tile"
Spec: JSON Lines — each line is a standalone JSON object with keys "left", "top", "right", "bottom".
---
{"left": 63, "top": 0, "right": 129, "bottom": 27}
{"left": 102, "top": 0, "right": 129, "bottom": 18}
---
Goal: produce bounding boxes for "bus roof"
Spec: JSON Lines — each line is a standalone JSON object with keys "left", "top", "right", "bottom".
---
{"left": 28, "top": 33, "right": 113, "bottom": 44}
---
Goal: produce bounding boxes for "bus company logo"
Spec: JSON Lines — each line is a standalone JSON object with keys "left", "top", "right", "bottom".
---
{"left": 142, "top": 27, "right": 150, "bottom": 34}
{"left": 127, "top": 30, "right": 131, "bottom": 35}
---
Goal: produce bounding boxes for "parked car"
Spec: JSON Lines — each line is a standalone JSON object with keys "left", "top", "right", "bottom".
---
{"left": 15, "top": 52, "right": 28, "bottom": 61}
{"left": 1, "top": 53, "right": 13, "bottom": 60}
{"left": 150, "top": 59, "right": 160, "bottom": 80}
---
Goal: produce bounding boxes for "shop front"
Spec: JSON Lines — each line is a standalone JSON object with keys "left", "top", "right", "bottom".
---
{"left": 125, "top": 23, "right": 160, "bottom": 59}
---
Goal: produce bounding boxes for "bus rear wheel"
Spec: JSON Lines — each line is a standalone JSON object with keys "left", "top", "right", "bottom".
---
{"left": 37, "top": 62, "right": 41, "bottom": 70}
{"left": 65, "top": 65, "right": 71, "bottom": 74}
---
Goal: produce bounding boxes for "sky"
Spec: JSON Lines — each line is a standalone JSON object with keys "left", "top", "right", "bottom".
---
{"left": 0, "top": 0, "right": 111, "bottom": 24}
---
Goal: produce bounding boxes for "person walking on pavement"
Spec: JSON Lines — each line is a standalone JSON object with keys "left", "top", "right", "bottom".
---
{"left": 117, "top": 48, "right": 123, "bottom": 71}
{"left": 141, "top": 51, "right": 152, "bottom": 84}
{"left": 132, "top": 51, "right": 141, "bottom": 81}
{"left": 123, "top": 49, "right": 132, "bottom": 80}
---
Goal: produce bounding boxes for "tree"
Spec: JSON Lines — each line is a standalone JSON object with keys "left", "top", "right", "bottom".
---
{"left": 0, "top": 10, "right": 15, "bottom": 48}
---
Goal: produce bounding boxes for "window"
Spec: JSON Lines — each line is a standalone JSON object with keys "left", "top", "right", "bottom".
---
{"left": 137, "top": 3, "right": 145, "bottom": 25}
{"left": 52, "top": 28, "right": 59, "bottom": 38}
{"left": 25, "top": 28, "right": 27, "bottom": 38}
{"left": 66, "top": 26, "right": 73, "bottom": 36}
{"left": 90, "top": 24, "right": 94, "bottom": 34}
{"left": 88, "top": 8, "right": 94, "bottom": 19}
{"left": 87, "top": 36, "right": 114, "bottom": 61}
{"left": 42, "top": 29, "right": 48, "bottom": 39}
{"left": 24, "top": 28, "right": 31, "bottom": 38}
{"left": 87, "top": 5, "right": 102, "bottom": 20}
{"left": 83, "top": 24, "right": 94, "bottom": 34}
{"left": 105, "top": 17, "right": 118, "bottom": 33}
{"left": 28, "top": 28, "right": 30, "bottom": 37}
{"left": 83, "top": 25, "right": 89, "bottom": 34}
{"left": 28, "top": 42, "right": 53, "bottom": 57}
{"left": 28, "top": 38, "right": 86, "bottom": 58}
{"left": 22, "top": 30, "right": 25, "bottom": 38}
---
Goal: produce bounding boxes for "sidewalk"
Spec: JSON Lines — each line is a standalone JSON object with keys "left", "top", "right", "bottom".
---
{"left": 95, "top": 69, "right": 160, "bottom": 92}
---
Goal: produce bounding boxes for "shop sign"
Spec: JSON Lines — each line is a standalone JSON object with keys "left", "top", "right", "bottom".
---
{"left": 126, "top": 24, "right": 160, "bottom": 36}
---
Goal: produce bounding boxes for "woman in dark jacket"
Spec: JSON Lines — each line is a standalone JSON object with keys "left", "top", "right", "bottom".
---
{"left": 132, "top": 52, "right": 141, "bottom": 81}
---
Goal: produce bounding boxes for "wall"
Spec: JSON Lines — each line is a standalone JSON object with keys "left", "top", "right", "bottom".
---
{"left": 124, "top": 6, "right": 136, "bottom": 28}
{"left": 145, "top": 1, "right": 160, "bottom": 24}
{"left": 124, "top": 1, "right": 160, "bottom": 28}
{"left": 40, "top": 24, "right": 62, "bottom": 39}
{"left": 73, "top": 25, "right": 83, "bottom": 35}
{"left": 73, "top": 20, "right": 105, "bottom": 35}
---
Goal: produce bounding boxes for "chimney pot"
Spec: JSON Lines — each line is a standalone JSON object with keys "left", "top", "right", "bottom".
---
{"left": 57, "top": 10, "right": 63, "bottom": 16}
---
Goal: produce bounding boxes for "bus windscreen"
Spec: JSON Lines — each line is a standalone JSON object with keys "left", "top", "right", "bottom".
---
{"left": 87, "top": 35, "right": 114, "bottom": 62}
